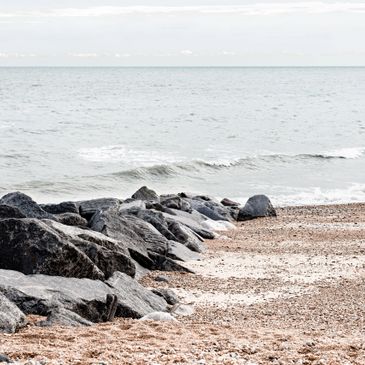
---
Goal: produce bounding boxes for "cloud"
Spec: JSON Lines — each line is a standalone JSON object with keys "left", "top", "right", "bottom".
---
{"left": 69, "top": 53, "right": 98, "bottom": 58}
{"left": 180, "top": 49, "right": 193, "bottom": 55}
{"left": 0, "top": 52, "right": 37, "bottom": 58}
{"left": 1, "top": 3, "right": 365, "bottom": 19}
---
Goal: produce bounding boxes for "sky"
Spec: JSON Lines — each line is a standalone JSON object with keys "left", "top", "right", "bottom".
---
{"left": 0, "top": 1, "right": 365, "bottom": 66}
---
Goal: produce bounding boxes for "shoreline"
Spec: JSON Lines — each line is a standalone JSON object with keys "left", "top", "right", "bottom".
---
{"left": 1, "top": 202, "right": 365, "bottom": 364}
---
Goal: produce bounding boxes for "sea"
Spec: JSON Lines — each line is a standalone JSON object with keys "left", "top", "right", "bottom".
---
{"left": 1, "top": 67, "right": 365, "bottom": 206}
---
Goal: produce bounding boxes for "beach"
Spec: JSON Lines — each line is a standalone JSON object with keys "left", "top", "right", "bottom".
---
{"left": 2, "top": 202, "right": 365, "bottom": 364}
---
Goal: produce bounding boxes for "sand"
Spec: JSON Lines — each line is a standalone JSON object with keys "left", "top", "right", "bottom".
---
{"left": 1, "top": 203, "right": 365, "bottom": 364}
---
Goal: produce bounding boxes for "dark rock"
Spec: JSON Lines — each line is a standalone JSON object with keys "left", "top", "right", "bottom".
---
{"left": 160, "top": 196, "right": 191, "bottom": 212}
{"left": 148, "top": 253, "right": 194, "bottom": 273}
{"left": 0, "top": 269, "right": 121, "bottom": 323}
{"left": 0, "top": 192, "right": 53, "bottom": 220}
{"left": 221, "top": 198, "right": 240, "bottom": 207}
{"left": 41, "top": 201, "right": 79, "bottom": 215}
{"left": 78, "top": 198, "right": 121, "bottom": 220}
{"left": 0, "top": 218, "right": 104, "bottom": 280}
{"left": 0, "top": 292, "right": 26, "bottom": 333}
{"left": 89, "top": 209, "right": 168, "bottom": 268}
{"left": 228, "top": 206, "right": 240, "bottom": 221}
{"left": 131, "top": 186, "right": 159, "bottom": 201}
{"left": 167, "top": 241, "right": 201, "bottom": 262}
{"left": 155, "top": 275, "right": 169, "bottom": 283}
{"left": 106, "top": 272, "right": 167, "bottom": 318}
{"left": 0, "top": 354, "right": 12, "bottom": 363}
{"left": 188, "top": 199, "right": 230, "bottom": 221}
{"left": 152, "top": 289, "right": 179, "bottom": 305}
{"left": 166, "top": 219, "right": 205, "bottom": 252}
{"left": 37, "top": 307, "right": 93, "bottom": 327}
{"left": 0, "top": 205, "right": 26, "bottom": 220}
{"left": 162, "top": 209, "right": 215, "bottom": 239}
{"left": 238, "top": 195, "right": 277, "bottom": 221}
{"left": 56, "top": 212, "right": 88, "bottom": 227}
{"left": 46, "top": 220, "right": 136, "bottom": 278}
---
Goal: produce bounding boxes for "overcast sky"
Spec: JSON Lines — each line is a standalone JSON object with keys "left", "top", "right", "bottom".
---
{"left": 1, "top": 1, "right": 365, "bottom": 66}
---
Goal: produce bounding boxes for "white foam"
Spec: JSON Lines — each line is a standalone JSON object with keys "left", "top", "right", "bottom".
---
{"left": 78, "top": 144, "right": 179, "bottom": 165}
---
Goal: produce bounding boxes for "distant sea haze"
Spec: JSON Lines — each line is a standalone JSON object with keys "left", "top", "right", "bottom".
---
{"left": 0, "top": 67, "right": 365, "bottom": 206}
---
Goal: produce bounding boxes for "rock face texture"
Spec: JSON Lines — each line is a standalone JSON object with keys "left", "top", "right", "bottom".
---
{"left": 132, "top": 186, "right": 159, "bottom": 201}
{"left": 0, "top": 292, "right": 26, "bottom": 333}
{"left": 0, "top": 192, "right": 53, "bottom": 219}
{"left": 0, "top": 204, "right": 26, "bottom": 220}
{"left": 238, "top": 195, "right": 277, "bottom": 221}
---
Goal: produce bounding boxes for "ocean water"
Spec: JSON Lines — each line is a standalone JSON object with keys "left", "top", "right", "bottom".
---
{"left": 1, "top": 67, "right": 365, "bottom": 206}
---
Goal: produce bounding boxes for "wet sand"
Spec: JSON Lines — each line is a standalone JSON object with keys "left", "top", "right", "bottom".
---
{"left": 1, "top": 203, "right": 365, "bottom": 364}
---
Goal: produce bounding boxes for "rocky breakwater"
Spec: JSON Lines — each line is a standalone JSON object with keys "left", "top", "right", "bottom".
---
{"left": 0, "top": 187, "right": 276, "bottom": 333}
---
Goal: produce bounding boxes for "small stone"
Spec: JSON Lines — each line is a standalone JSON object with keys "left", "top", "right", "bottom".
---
{"left": 155, "top": 275, "right": 169, "bottom": 283}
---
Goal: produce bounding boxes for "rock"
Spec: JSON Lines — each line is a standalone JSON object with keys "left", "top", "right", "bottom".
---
{"left": 155, "top": 275, "right": 169, "bottom": 283}
{"left": 106, "top": 272, "right": 167, "bottom": 318}
{"left": 140, "top": 312, "right": 177, "bottom": 322}
{"left": 89, "top": 209, "right": 168, "bottom": 268}
{"left": 0, "top": 354, "right": 12, "bottom": 363}
{"left": 56, "top": 212, "right": 88, "bottom": 227}
{"left": 238, "top": 195, "right": 277, "bottom": 221}
{"left": 41, "top": 201, "right": 79, "bottom": 215}
{"left": 0, "top": 218, "right": 104, "bottom": 280}
{"left": 188, "top": 199, "right": 231, "bottom": 221}
{"left": 221, "top": 198, "right": 240, "bottom": 207}
{"left": 162, "top": 209, "right": 215, "bottom": 239}
{"left": 37, "top": 307, "right": 93, "bottom": 327}
{"left": 0, "top": 192, "right": 53, "bottom": 220}
{"left": 148, "top": 253, "right": 194, "bottom": 273}
{"left": 0, "top": 205, "right": 26, "bottom": 220}
{"left": 119, "top": 199, "right": 146, "bottom": 212}
{"left": 78, "top": 198, "right": 121, "bottom": 220}
{"left": 160, "top": 195, "right": 191, "bottom": 212}
{"left": 167, "top": 241, "right": 201, "bottom": 262}
{"left": 131, "top": 186, "right": 159, "bottom": 201}
{"left": 166, "top": 219, "right": 205, "bottom": 252}
{"left": 0, "top": 269, "right": 119, "bottom": 323}
{"left": 46, "top": 220, "right": 136, "bottom": 278}
{"left": 171, "top": 304, "right": 195, "bottom": 317}
{"left": 152, "top": 288, "right": 179, "bottom": 305}
{"left": 0, "top": 292, "right": 26, "bottom": 333}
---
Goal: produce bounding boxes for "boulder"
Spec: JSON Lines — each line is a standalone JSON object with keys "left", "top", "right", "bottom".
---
{"left": 221, "top": 198, "right": 240, "bottom": 207}
{"left": 41, "top": 201, "right": 79, "bottom": 215}
{"left": 37, "top": 307, "right": 93, "bottom": 327}
{"left": 0, "top": 192, "right": 53, "bottom": 220}
{"left": 188, "top": 199, "right": 231, "bottom": 221}
{"left": 56, "top": 212, "right": 88, "bottom": 227}
{"left": 162, "top": 209, "right": 215, "bottom": 239}
{"left": 0, "top": 269, "right": 117, "bottom": 322}
{"left": 78, "top": 198, "right": 121, "bottom": 220}
{"left": 106, "top": 272, "right": 167, "bottom": 318}
{"left": 0, "top": 205, "right": 26, "bottom": 220}
{"left": 0, "top": 292, "right": 26, "bottom": 333}
{"left": 160, "top": 195, "right": 191, "bottom": 212}
{"left": 46, "top": 220, "right": 136, "bottom": 278}
{"left": 131, "top": 186, "right": 159, "bottom": 201}
{"left": 152, "top": 288, "right": 179, "bottom": 305}
{"left": 167, "top": 241, "right": 201, "bottom": 262}
{"left": 148, "top": 253, "right": 194, "bottom": 273}
{"left": 238, "top": 195, "right": 277, "bottom": 221}
{"left": 0, "top": 218, "right": 104, "bottom": 280}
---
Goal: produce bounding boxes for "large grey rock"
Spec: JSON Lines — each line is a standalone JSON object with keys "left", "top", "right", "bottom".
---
{"left": 0, "top": 218, "right": 104, "bottom": 280}
{"left": 167, "top": 241, "right": 201, "bottom": 262}
{"left": 0, "top": 192, "right": 53, "bottom": 219}
{"left": 0, "top": 269, "right": 118, "bottom": 323}
{"left": 152, "top": 288, "right": 179, "bottom": 305}
{"left": 41, "top": 201, "right": 79, "bottom": 215}
{"left": 160, "top": 195, "right": 192, "bottom": 212}
{"left": 131, "top": 186, "right": 159, "bottom": 201}
{"left": 0, "top": 292, "right": 26, "bottom": 333}
{"left": 148, "top": 253, "right": 194, "bottom": 273}
{"left": 238, "top": 195, "right": 277, "bottom": 221}
{"left": 46, "top": 220, "right": 136, "bottom": 278}
{"left": 78, "top": 198, "right": 121, "bottom": 220}
{"left": 37, "top": 307, "right": 93, "bottom": 327}
{"left": 188, "top": 199, "right": 231, "bottom": 221}
{"left": 162, "top": 209, "right": 215, "bottom": 239}
{"left": 106, "top": 272, "right": 167, "bottom": 318}
{"left": 89, "top": 209, "right": 168, "bottom": 268}
{"left": 221, "top": 198, "right": 240, "bottom": 207}
{"left": 0, "top": 205, "right": 26, "bottom": 220}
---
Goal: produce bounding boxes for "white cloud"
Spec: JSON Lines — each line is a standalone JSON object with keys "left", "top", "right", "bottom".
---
{"left": 1, "top": 3, "right": 365, "bottom": 19}
{"left": 0, "top": 52, "right": 37, "bottom": 58}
